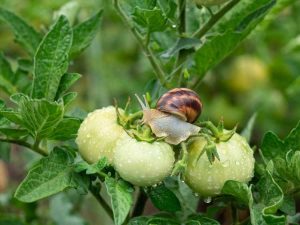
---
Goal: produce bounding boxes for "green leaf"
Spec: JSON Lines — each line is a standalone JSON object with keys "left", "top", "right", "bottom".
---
{"left": 221, "top": 180, "right": 250, "bottom": 206}
{"left": 194, "top": 0, "right": 276, "bottom": 77}
{"left": 69, "top": 10, "right": 103, "bottom": 58}
{"left": 164, "top": 177, "right": 198, "bottom": 217}
{"left": 132, "top": 7, "right": 168, "bottom": 33}
{"left": 125, "top": 0, "right": 157, "bottom": 10}
{"left": 49, "top": 193, "right": 86, "bottom": 225}
{"left": 32, "top": 16, "right": 73, "bottom": 100}
{"left": 0, "top": 8, "right": 41, "bottom": 56}
{"left": 261, "top": 120, "right": 300, "bottom": 161}
{"left": 75, "top": 157, "right": 107, "bottom": 175}
{"left": 241, "top": 113, "right": 257, "bottom": 142}
{"left": 127, "top": 217, "right": 149, "bottom": 225}
{"left": 249, "top": 169, "right": 286, "bottom": 225}
{"left": 287, "top": 213, "right": 300, "bottom": 225}
{"left": 128, "top": 214, "right": 179, "bottom": 225}
{"left": 62, "top": 92, "right": 77, "bottom": 106}
{"left": 55, "top": 73, "right": 81, "bottom": 99}
{"left": 186, "top": 215, "right": 220, "bottom": 225}
{"left": 0, "top": 110, "right": 23, "bottom": 125}
{"left": 161, "top": 38, "right": 201, "bottom": 58}
{"left": 148, "top": 183, "right": 181, "bottom": 212}
{"left": 0, "top": 65, "right": 16, "bottom": 95}
{"left": 0, "top": 128, "right": 28, "bottom": 139}
{"left": 14, "top": 147, "right": 80, "bottom": 202}
{"left": 17, "top": 96, "right": 64, "bottom": 139}
{"left": 157, "top": 0, "right": 177, "bottom": 21}
{"left": 48, "top": 117, "right": 81, "bottom": 141}
{"left": 279, "top": 195, "right": 296, "bottom": 216}
{"left": 105, "top": 177, "right": 133, "bottom": 225}
{"left": 0, "top": 53, "right": 16, "bottom": 94}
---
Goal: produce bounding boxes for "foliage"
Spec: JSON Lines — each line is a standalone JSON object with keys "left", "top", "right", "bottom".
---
{"left": 0, "top": 1, "right": 299, "bottom": 225}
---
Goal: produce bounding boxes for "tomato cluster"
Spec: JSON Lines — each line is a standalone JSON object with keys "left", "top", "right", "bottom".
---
{"left": 76, "top": 104, "right": 255, "bottom": 196}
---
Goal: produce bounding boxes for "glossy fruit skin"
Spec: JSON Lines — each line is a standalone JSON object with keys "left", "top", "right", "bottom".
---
{"left": 194, "top": 0, "right": 230, "bottom": 6}
{"left": 76, "top": 106, "right": 125, "bottom": 164}
{"left": 113, "top": 134, "right": 175, "bottom": 186}
{"left": 184, "top": 133, "right": 255, "bottom": 197}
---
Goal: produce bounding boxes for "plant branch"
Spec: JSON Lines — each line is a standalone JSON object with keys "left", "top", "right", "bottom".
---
{"left": 192, "top": 0, "right": 240, "bottom": 38}
{"left": 171, "top": 0, "right": 188, "bottom": 87}
{"left": 89, "top": 185, "right": 114, "bottom": 221}
{"left": 113, "top": 0, "right": 167, "bottom": 87}
{"left": 0, "top": 137, "right": 48, "bottom": 156}
{"left": 173, "top": 0, "right": 240, "bottom": 87}
{"left": 131, "top": 188, "right": 148, "bottom": 217}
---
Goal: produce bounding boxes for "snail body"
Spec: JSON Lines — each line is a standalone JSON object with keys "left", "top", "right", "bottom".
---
{"left": 136, "top": 88, "right": 202, "bottom": 145}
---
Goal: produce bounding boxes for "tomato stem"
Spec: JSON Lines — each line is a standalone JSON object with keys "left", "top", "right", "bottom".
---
{"left": 113, "top": 0, "right": 168, "bottom": 87}
{"left": 131, "top": 188, "right": 148, "bottom": 217}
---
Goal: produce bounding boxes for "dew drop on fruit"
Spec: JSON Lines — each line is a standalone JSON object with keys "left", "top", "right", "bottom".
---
{"left": 203, "top": 196, "right": 212, "bottom": 203}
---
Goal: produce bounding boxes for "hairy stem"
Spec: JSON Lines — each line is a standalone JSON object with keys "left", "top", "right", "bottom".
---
{"left": 192, "top": 0, "right": 240, "bottom": 38}
{"left": 0, "top": 137, "right": 48, "bottom": 156}
{"left": 90, "top": 186, "right": 114, "bottom": 221}
{"left": 170, "top": 0, "right": 187, "bottom": 87}
{"left": 131, "top": 188, "right": 148, "bottom": 217}
{"left": 113, "top": 0, "right": 167, "bottom": 87}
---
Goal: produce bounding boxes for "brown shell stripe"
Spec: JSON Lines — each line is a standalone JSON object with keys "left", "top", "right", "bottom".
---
{"left": 156, "top": 88, "right": 202, "bottom": 123}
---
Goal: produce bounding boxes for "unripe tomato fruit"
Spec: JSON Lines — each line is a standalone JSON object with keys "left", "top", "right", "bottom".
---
{"left": 194, "top": 0, "right": 230, "bottom": 6}
{"left": 225, "top": 55, "right": 269, "bottom": 93}
{"left": 184, "top": 133, "right": 254, "bottom": 197}
{"left": 76, "top": 106, "right": 126, "bottom": 164}
{"left": 113, "top": 134, "right": 175, "bottom": 186}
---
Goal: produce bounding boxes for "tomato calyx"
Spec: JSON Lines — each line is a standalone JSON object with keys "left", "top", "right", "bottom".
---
{"left": 114, "top": 97, "right": 160, "bottom": 143}
{"left": 171, "top": 142, "right": 189, "bottom": 177}
{"left": 193, "top": 120, "right": 237, "bottom": 164}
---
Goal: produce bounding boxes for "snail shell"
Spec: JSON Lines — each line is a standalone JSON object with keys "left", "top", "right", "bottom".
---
{"left": 156, "top": 88, "right": 202, "bottom": 123}
{"left": 136, "top": 88, "right": 202, "bottom": 145}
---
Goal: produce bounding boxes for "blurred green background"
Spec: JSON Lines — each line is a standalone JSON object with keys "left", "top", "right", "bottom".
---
{"left": 0, "top": 0, "right": 300, "bottom": 224}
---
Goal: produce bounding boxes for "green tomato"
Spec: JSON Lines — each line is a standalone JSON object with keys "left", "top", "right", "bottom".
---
{"left": 184, "top": 133, "right": 254, "bottom": 197}
{"left": 113, "top": 134, "right": 175, "bottom": 187}
{"left": 194, "top": 0, "right": 230, "bottom": 6}
{"left": 225, "top": 55, "right": 269, "bottom": 93}
{"left": 76, "top": 106, "right": 125, "bottom": 164}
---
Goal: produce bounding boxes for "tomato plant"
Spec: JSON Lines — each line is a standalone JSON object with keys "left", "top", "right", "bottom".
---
{"left": 0, "top": 1, "right": 300, "bottom": 225}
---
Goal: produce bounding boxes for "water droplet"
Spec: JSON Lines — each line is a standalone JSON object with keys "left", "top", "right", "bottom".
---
{"left": 181, "top": 180, "right": 185, "bottom": 183}
{"left": 172, "top": 24, "right": 177, "bottom": 28}
{"left": 203, "top": 196, "right": 212, "bottom": 203}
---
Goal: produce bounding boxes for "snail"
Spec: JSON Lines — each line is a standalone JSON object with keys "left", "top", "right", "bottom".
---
{"left": 136, "top": 88, "right": 202, "bottom": 145}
